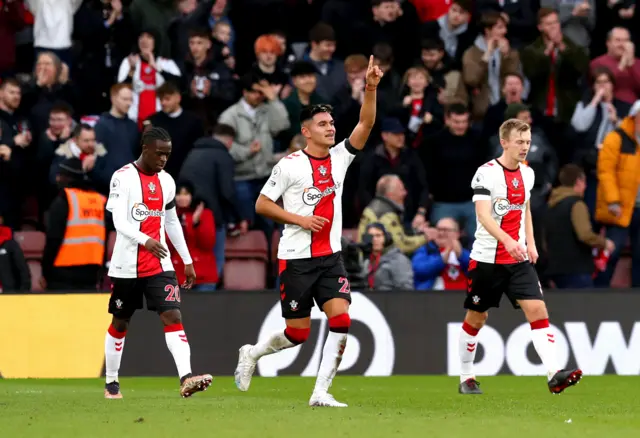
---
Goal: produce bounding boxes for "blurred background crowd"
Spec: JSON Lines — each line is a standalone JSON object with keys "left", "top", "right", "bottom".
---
{"left": 1, "top": 0, "right": 640, "bottom": 293}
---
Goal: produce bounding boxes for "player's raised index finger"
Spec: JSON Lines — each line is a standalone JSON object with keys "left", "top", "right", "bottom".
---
{"left": 368, "top": 55, "right": 373, "bottom": 69}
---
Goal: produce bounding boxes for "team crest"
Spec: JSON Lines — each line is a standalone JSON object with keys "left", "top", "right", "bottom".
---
{"left": 511, "top": 178, "right": 519, "bottom": 189}
{"left": 148, "top": 182, "right": 156, "bottom": 194}
{"left": 318, "top": 165, "right": 327, "bottom": 176}
{"left": 289, "top": 300, "right": 299, "bottom": 311}
{"left": 115, "top": 299, "right": 123, "bottom": 309}
{"left": 472, "top": 295, "right": 480, "bottom": 304}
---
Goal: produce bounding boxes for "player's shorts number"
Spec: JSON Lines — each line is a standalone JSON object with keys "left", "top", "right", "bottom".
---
{"left": 164, "top": 284, "right": 181, "bottom": 303}
{"left": 338, "top": 277, "right": 351, "bottom": 294}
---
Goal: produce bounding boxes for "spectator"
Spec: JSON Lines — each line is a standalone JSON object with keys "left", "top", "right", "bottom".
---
{"left": 169, "top": 181, "right": 218, "bottom": 292}
{"left": 72, "top": 0, "right": 134, "bottom": 115}
{"left": 168, "top": 0, "right": 217, "bottom": 64}
{"left": 49, "top": 124, "right": 110, "bottom": 194}
{"left": 0, "top": 131, "right": 23, "bottom": 229}
{"left": 358, "top": 117, "right": 430, "bottom": 229}
{"left": 128, "top": 0, "right": 176, "bottom": 58}
{"left": 419, "top": 103, "right": 485, "bottom": 240}
{"left": 521, "top": 7, "right": 589, "bottom": 162}
{"left": 182, "top": 28, "right": 236, "bottom": 135}
{"left": 571, "top": 66, "right": 631, "bottom": 219}
{"left": 0, "top": 79, "right": 30, "bottom": 149}
{"left": 117, "top": 30, "right": 182, "bottom": 129}
{"left": 460, "top": 11, "right": 521, "bottom": 122}
{"left": 26, "top": 0, "right": 82, "bottom": 66}
{"left": 540, "top": 0, "right": 595, "bottom": 51}
{"left": 361, "top": 222, "right": 414, "bottom": 290}
{"left": 146, "top": 82, "right": 203, "bottom": 179}
{"left": 211, "top": 21, "right": 235, "bottom": 71}
{"left": 482, "top": 73, "right": 533, "bottom": 141}
{"left": 218, "top": 73, "right": 290, "bottom": 229}
{"left": 94, "top": 83, "right": 140, "bottom": 173}
{"left": 281, "top": 60, "right": 326, "bottom": 147}
{"left": 0, "top": 0, "right": 26, "bottom": 76}
{"left": 372, "top": 42, "right": 403, "bottom": 118}
{"left": 400, "top": 66, "right": 444, "bottom": 145}
{"left": 208, "top": 0, "right": 234, "bottom": 54}
{"left": 421, "top": 0, "right": 475, "bottom": 70}
{"left": 332, "top": 55, "right": 373, "bottom": 142}
{"left": 0, "top": 214, "right": 31, "bottom": 291}
{"left": 358, "top": 175, "right": 427, "bottom": 256}
{"left": 419, "top": 38, "right": 466, "bottom": 106}
{"left": 545, "top": 164, "right": 615, "bottom": 288}
{"left": 412, "top": 217, "right": 470, "bottom": 290}
{"left": 179, "top": 123, "right": 248, "bottom": 278}
{"left": 21, "top": 51, "right": 77, "bottom": 140}
{"left": 304, "top": 22, "right": 347, "bottom": 103}
{"left": 42, "top": 157, "right": 106, "bottom": 291}
{"left": 594, "top": 102, "right": 640, "bottom": 287}
{"left": 250, "top": 34, "right": 289, "bottom": 92}
{"left": 590, "top": 27, "right": 640, "bottom": 104}
{"left": 475, "top": 0, "right": 538, "bottom": 49}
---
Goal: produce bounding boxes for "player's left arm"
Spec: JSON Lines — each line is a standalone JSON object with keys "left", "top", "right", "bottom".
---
{"left": 348, "top": 55, "right": 384, "bottom": 150}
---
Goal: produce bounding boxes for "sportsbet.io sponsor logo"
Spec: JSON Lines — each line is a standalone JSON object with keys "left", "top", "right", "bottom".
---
{"left": 131, "top": 203, "right": 164, "bottom": 222}
{"left": 302, "top": 183, "right": 340, "bottom": 206}
{"left": 493, "top": 198, "right": 525, "bottom": 217}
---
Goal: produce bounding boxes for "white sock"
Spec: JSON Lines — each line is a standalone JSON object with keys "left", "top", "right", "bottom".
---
{"left": 459, "top": 322, "right": 479, "bottom": 383}
{"left": 313, "top": 331, "right": 347, "bottom": 394}
{"left": 530, "top": 319, "right": 558, "bottom": 380}
{"left": 249, "top": 330, "right": 296, "bottom": 361}
{"left": 105, "top": 325, "right": 126, "bottom": 384}
{"left": 164, "top": 323, "right": 192, "bottom": 379}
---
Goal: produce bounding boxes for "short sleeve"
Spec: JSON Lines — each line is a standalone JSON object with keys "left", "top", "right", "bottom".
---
{"left": 260, "top": 162, "right": 290, "bottom": 202}
{"left": 471, "top": 166, "right": 492, "bottom": 202}
{"left": 330, "top": 138, "right": 359, "bottom": 167}
{"left": 106, "top": 172, "right": 128, "bottom": 212}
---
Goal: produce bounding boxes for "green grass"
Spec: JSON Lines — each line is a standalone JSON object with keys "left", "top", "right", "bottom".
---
{"left": 0, "top": 376, "right": 639, "bottom": 437}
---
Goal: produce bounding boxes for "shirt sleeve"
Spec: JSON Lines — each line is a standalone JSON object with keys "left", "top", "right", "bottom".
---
{"left": 165, "top": 206, "right": 193, "bottom": 265}
{"left": 260, "top": 161, "right": 290, "bottom": 202}
{"left": 332, "top": 138, "right": 360, "bottom": 166}
{"left": 471, "top": 166, "right": 492, "bottom": 202}
{"left": 106, "top": 172, "right": 150, "bottom": 246}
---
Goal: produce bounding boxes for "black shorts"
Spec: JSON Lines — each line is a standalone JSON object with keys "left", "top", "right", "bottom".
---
{"left": 279, "top": 252, "right": 352, "bottom": 319}
{"left": 465, "top": 260, "right": 543, "bottom": 312}
{"left": 109, "top": 272, "right": 180, "bottom": 319}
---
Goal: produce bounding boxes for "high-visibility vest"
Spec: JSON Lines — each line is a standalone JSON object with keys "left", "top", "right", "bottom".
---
{"left": 54, "top": 188, "right": 107, "bottom": 267}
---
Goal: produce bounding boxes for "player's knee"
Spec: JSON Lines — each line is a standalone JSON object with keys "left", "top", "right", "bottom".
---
{"left": 111, "top": 317, "right": 130, "bottom": 333}
{"left": 464, "top": 310, "right": 488, "bottom": 329}
{"left": 521, "top": 300, "right": 548, "bottom": 323}
{"left": 159, "top": 309, "right": 182, "bottom": 326}
{"left": 328, "top": 313, "right": 351, "bottom": 334}
{"left": 284, "top": 326, "right": 311, "bottom": 345}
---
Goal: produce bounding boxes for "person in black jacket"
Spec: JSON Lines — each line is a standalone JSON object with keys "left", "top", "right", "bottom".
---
{"left": 0, "top": 215, "right": 30, "bottom": 292}
{"left": 179, "top": 123, "right": 247, "bottom": 278}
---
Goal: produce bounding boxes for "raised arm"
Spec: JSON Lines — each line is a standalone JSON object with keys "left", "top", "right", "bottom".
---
{"left": 349, "top": 55, "right": 384, "bottom": 150}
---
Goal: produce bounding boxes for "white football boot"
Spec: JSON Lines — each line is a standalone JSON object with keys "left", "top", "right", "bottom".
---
{"left": 309, "top": 392, "right": 348, "bottom": 407}
{"left": 234, "top": 344, "right": 257, "bottom": 392}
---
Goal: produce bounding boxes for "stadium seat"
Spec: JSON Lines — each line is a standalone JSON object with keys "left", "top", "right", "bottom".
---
{"left": 28, "top": 261, "right": 43, "bottom": 291}
{"left": 223, "top": 259, "right": 267, "bottom": 290}
{"left": 225, "top": 230, "right": 268, "bottom": 259}
{"left": 342, "top": 228, "right": 359, "bottom": 242}
{"left": 14, "top": 231, "right": 46, "bottom": 260}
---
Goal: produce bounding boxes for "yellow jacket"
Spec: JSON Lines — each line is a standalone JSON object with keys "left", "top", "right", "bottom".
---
{"left": 596, "top": 117, "right": 640, "bottom": 227}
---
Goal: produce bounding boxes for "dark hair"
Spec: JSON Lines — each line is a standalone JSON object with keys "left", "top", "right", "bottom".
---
{"left": 156, "top": 82, "right": 180, "bottom": 98}
{"left": 452, "top": 0, "right": 472, "bottom": 12}
{"left": 558, "top": 164, "right": 585, "bottom": 187}
{"left": 309, "top": 22, "right": 335, "bottom": 43}
{"left": 176, "top": 180, "right": 203, "bottom": 209}
{"left": 372, "top": 42, "right": 394, "bottom": 65}
{"left": 290, "top": 61, "right": 318, "bottom": 78}
{"left": 445, "top": 102, "right": 469, "bottom": 117}
{"left": 142, "top": 126, "right": 172, "bottom": 147}
{"left": 503, "top": 72, "right": 524, "bottom": 85}
{"left": 212, "top": 123, "right": 236, "bottom": 138}
{"left": 50, "top": 101, "right": 73, "bottom": 116}
{"left": 421, "top": 38, "right": 444, "bottom": 52}
{"left": 371, "top": 0, "right": 396, "bottom": 7}
{"left": 537, "top": 7, "right": 557, "bottom": 23}
{"left": 188, "top": 27, "right": 210, "bottom": 40}
{"left": 479, "top": 11, "right": 506, "bottom": 32}
{"left": 73, "top": 123, "right": 94, "bottom": 138}
{"left": 300, "top": 104, "right": 333, "bottom": 124}
{"left": 240, "top": 72, "right": 262, "bottom": 92}
{"left": 0, "top": 78, "right": 20, "bottom": 89}
{"left": 591, "top": 66, "right": 616, "bottom": 87}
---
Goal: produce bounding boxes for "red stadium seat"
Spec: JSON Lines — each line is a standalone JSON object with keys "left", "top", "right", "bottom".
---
{"left": 28, "top": 261, "right": 43, "bottom": 291}
{"left": 342, "top": 228, "right": 359, "bottom": 242}
{"left": 225, "top": 230, "right": 268, "bottom": 260}
{"left": 14, "top": 231, "right": 46, "bottom": 260}
{"left": 223, "top": 260, "right": 267, "bottom": 290}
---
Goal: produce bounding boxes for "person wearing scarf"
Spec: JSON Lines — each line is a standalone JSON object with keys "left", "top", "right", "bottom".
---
{"left": 0, "top": 215, "right": 31, "bottom": 292}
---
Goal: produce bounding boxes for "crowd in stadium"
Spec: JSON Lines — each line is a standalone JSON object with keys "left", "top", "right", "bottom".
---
{"left": 0, "top": 0, "right": 639, "bottom": 292}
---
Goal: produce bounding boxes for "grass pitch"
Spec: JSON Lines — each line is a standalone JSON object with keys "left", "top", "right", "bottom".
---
{"left": 1, "top": 376, "right": 639, "bottom": 438}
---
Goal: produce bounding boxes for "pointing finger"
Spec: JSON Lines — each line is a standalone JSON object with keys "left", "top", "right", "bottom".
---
{"left": 369, "top": 55, "right": 374, "bottom": 69}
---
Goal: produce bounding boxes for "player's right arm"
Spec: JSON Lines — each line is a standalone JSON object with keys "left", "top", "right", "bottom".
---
{"left": 256, "top": 163, "right": 328, "bottom": 232}
{"left": 471, "top": 167, "right": 526, "bottom": 261}
{"left": 106, "top": 172, "right": 154, "bottom": 247}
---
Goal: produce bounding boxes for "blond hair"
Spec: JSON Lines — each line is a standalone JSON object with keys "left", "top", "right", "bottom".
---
{"left": 499, "top": 118, "right": 530, "bottom": 140}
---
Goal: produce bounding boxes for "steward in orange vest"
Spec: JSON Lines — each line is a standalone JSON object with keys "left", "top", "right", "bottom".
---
{"left": 42, "top": 158, "right": 107, "bottom": 291}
